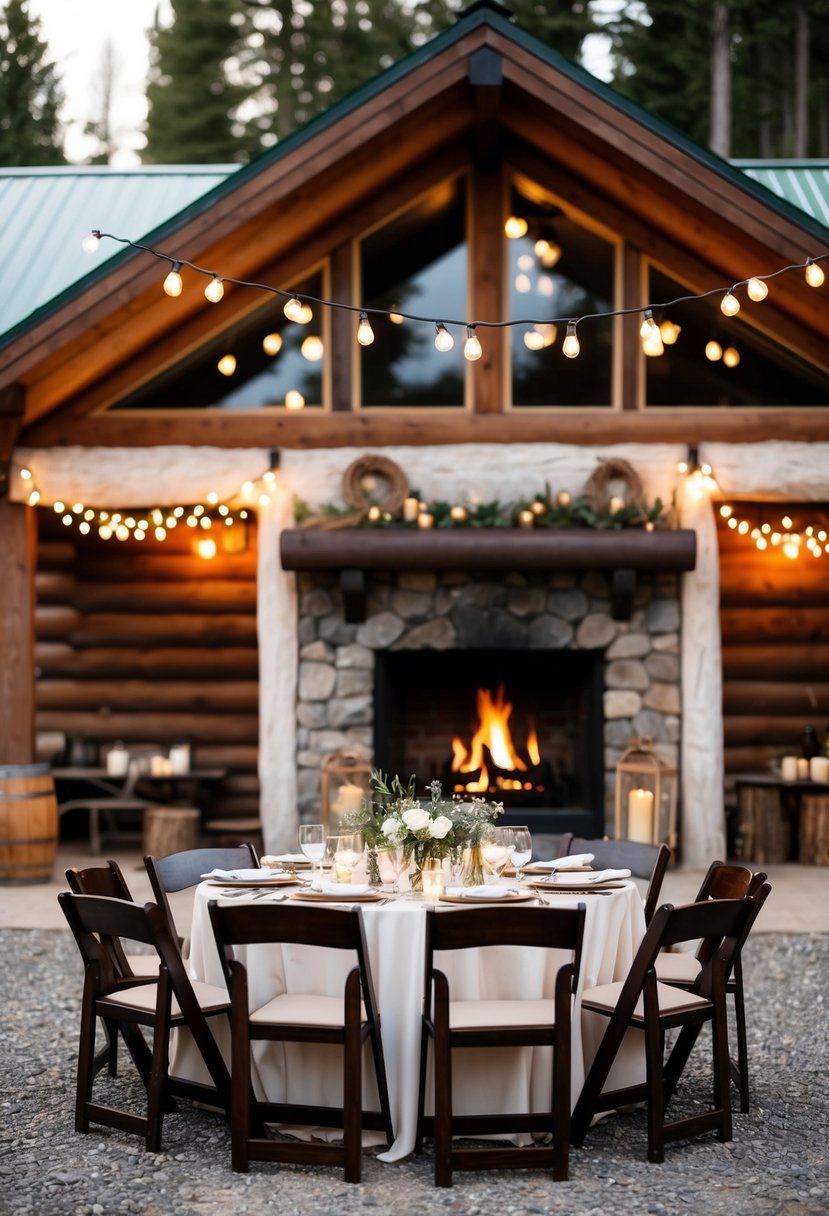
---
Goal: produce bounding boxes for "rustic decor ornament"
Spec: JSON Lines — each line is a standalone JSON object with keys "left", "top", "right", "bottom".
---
{"left": 584, "top": 458, "right": 645, "bottom": 514}
{"left": 297, "top": 455, "right": 409, "bottom": 530}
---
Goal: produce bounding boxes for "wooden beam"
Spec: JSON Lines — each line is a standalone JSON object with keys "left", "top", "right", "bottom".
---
{"left": 280, "top": 526, "right": 697, "bottom": 573}
{"left": 469, "top": 162, "right": 506, "bottom": 412}
{"left": 0, "top": 383, "right": 25, "bottom": 498}
{"left": 23, "top": 406, "right": 829, "bottom": 448}
{"left": 329, "top": 243, "right": 354, "bottom": 412}
{"left": 468, "top": 46, "right": 503, "bottom": 168}
{"left": 0, "top": 500, "right": 36, "bottom": 762}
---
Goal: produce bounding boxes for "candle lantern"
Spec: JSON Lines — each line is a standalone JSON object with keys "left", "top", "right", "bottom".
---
{"left": 614, "top": 737, "right": 678, "bottom": 851}
{"left": 320, "top": 749, "right": 372, "bottom": 833}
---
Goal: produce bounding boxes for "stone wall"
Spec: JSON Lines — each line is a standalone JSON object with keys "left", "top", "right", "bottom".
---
{"left": 295, "top": 567, "right": 681, "bottom": 827}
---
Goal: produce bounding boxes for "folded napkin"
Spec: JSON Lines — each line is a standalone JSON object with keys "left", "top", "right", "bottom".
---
{"left": 262, "top": 854, "right": 307, "bottom": 866}
{"left": 319, "top": 882, "right": 371, "bottom": 897}
{"left": 445, "top": 885, "right": 516, "bottom": 899}
{"left": 534, "top": 853, "right": 595, "bottom": 871}
{"left": 206, "top": 867, "right": 287, "bottom": 881}
{"left": 543, "top": 868, "right": 631, "bottom": 887}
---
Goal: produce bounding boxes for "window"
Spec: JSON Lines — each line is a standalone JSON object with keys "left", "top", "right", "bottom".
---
{"left": 111, "top": 271, "right": 326, "bottom": 411}
{"left": 358, "top": 177, "right": 467, "bottom": 408}
{"left": 645, "top": 266, "right": 829, "bottom": 407}
{"left": 508, "top": 182, "right": 615, "bottom": 407}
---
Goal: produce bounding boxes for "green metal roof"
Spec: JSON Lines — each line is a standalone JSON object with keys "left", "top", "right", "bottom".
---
{"left": 0, "top": 165, "right": 236, "bottom": 341}
{"left": 732, "top": 161, "right": 829, "bottom": 230}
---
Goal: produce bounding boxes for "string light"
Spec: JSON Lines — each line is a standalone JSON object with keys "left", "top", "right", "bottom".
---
{"left": 300, "top": 335, "right": 324, "bottom": 361}
{"left": 640, "top": 310, "right": 664, "bottom": 357}
{"left": 562, "top": 321, "right": 580, "bottom": 358}
{"left": 719, "top": 503, "right": 827, "bottom": 560}
{"left": 204, "top": 275, "right": 224, "bottom": 303}
{"left": 434, "top": 323, "right": 454, "bottom": 353}
{"left": 357, "top": 313, "right": 375, "bottom": 346}
{"left": 463, "top": 326, "right": 482, "bottom": 361}
{"left": 217, "top": 353, "right": 236, "bottom": 376}
{"left": 705, "top": 340, "right": 723, "bottom": 361}
{"left": 722, "top": 346, "right": 740, "bottom": 368}
{"left": 84, "top": 231, "right": 829, "bottom": 373}
{"left": 284, "top": 389, "right": 305, "bottom": 410}
{"left": 81, "top": 230, "right": 100, "bottom": 254}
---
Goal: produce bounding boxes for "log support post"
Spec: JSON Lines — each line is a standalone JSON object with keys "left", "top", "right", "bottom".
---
{"left": 0, "top": 498, "right": 37, "bottom": 763}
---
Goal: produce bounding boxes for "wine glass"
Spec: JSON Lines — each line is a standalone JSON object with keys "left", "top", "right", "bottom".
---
{"left": 481, "top": 826, "right": 514, "bottom": 884}
{"left": 334, "top": 832, "right": 364, "bottom": 884}
{"left": 298, "top": 823, "right": 325, "bottom": 886}
{"left": 510, "top": 825, "right": 533, "bottom": 884}
{"left": 377, "top": 844, "right": 407, "bottom": 894}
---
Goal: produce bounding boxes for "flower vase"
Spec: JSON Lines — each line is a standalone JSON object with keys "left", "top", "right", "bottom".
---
{"left": 462, "top": 845, "right": 487, "bottom": 887}
{"left": 366, "top": 846, "right": 383, "bottom": 888}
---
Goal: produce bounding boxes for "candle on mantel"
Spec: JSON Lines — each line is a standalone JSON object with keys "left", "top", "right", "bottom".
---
{"left": 556, "top": 490, "right": 571, "bottom": 507}
{"left": 609, "top": 495, "right": 625, "bottom": 514}
{"left": 417, "top": 512, "right": 435, "bottom": 529}
{"left": 797, "top": 758, "right": 810, "bottom": 779}
{"left": 449, "top": 504, "right": 469, "bottom": 523}
{"left": 780, "top": 756, "right": 798, "bottom": 781}
{"left": 518, "top": 510, "right": 535, "bottom": 528}
{"left": 628, "top": 788, "right": 654, "bottom": 844}
{"left": 403, "top": 496, "right": 419, "bottom": 522}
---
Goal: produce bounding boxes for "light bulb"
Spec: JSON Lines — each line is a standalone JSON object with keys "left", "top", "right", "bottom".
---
{"left": 514, "top": 272, "right": 531, "bottom": 293}
{"left": 155, "top": 527, "right": 167, "bottom": 541}
{"left": 81, "top": 231, "right": 100, "bottom": 254}
{"left": 723, "top": 346, "right": 740, "bottom": 368}
{"left": 204, "top": 275, "right": 224, "bottom": 303}
{"left": 295, "top": 302, "right": 313, "bottom": 324}
{"left": 705, "top": 340, "right": 723, "bottom": 361}
{"left": 524, "top": 329, "right": 545, "bottom": 351}
{"left": 357, "top": 313, "right": 375, "bottom": 346}
{"left": 434, "top": 323, "right": 454, "bottom": 353}
{"left": 283, "top": 297, "right": 304, "bottom": 322}
{"left": 720, "top": 291, "right": 740, "bottom": 316}
{"left": 463, "top": 327, "right": 482, "bottom": 361}
{"left": 537, "top": 274, "right": 554, "bottom": 297}
{"left": 719, "top": 504, "right": 733, "bottom": 518}
{"left": 805, "top": 260, "right": 825, "bottom": 287}
{"left": 517, "top": 254, "right": 534, "bottom": 271}
{"left": 640, "top": 311, "right": 664, "bottom": 356}
{"left": 78, "top": 521, "right": 90, "bottom": 535}
{"left": 388, "top": 308, "right": 404, "bottom": 324}
{"left": 746, "top": 276, "right": 768, "bottom": 301}
{"left": 504, "top": 215, "right": 528, "bottom": 239}
{"left": 660, "top": 319, "right": 681, "bottom": 345}
{"left": 27, "top": 489, "right": 41, "bottom": 505}
{"left": 206, "top": 491, "right": 219, "bottom": 505}
{"left": 562, "top": 321, "right": 580, "bottom": 359}
{"left": 301, "top": 335, "right": 324, "bottom": 361}
{"left": 99, "top": 525, "right": 112, "bottom": 539}
{"left": 196, "top": 538, "right": 217, "bottom": 560}
{"left": 163, "top": 263, "right": 183, "bottom": 297}
{"left": 217, "top": 353, "right": 236, "bottom": 376}
{"left": 18, "top": 467, "right": 32, "bottom": 481}
{"left": 536, "top": 238, "right": 562, "bottom": 268}
{"left": 284, "top": 389, "right": 305, "bottom": 410}
{"left": 262, "top": 332, "right": 283, "bottom": 356}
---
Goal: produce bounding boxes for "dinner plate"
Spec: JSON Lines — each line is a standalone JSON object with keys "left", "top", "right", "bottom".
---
{"left": 528, "top": 879, "right": 625, "bottom": 892}
{"left": 291, "top": 889, "right": 386, "bottom": 903}
{"left": 439, "top": 890, "right": 538, "bottom": 905}
{"left": 203, "top": 875, "right": 297, "bottom": 888}
{"left": 516, "top": 864, "right": 593, "bottom": 876}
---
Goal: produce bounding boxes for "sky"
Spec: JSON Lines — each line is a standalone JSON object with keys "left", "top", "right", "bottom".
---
{"left": 28, "top": 0, "right": 615, "bottom": 168}
{"left": 29, "top": 0, "right": 170, "bottom": 165}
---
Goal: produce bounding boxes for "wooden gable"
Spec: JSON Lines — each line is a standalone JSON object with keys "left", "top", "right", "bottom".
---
{"left": 4, "top": 1, "right": 829, "bottom": 450}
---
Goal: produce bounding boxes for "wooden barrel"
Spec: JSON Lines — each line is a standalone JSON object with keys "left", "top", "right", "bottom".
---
{"left": 0, "top": 763, "right": 59, "bottom": 884}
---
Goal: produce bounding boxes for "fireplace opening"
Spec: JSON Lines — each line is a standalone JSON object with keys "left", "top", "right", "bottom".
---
{"left": 373, "top": 649, "right": 604, "bottom": 836}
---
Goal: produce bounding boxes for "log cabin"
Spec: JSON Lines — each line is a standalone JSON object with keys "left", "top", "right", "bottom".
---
{"left": 1, "top": 1, "right": 827, "bottom": 866}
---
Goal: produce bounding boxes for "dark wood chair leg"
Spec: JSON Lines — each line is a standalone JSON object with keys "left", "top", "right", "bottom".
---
{"left": 711, "top": 973, "right": 733, "bottom": 1144}
{"left": 552, "top": 968, "right": 572, "bottom": 1181}
{"left": 146, "top": 983, "right": 173, "bottom": 1152}
{"left": 433, "top": 975, "right": 452, "bottom": 1188}
{"left": 230, "top": 969, "right": 250, "bottom": 1174}
{"left": 105, "top": 1019, "right": 118, "bottom": 1077}
{"left": 730, "top": 958, "right": 750, "bottom": 1112}
{"left": 75, "top": 974, "right": 99, "bottom": 1133}
{"left": 643, "top": 979, "right": 665, "bottom": 1164}
{"left": 343, "top": 971, "right": 363, "bottom": 1184}
{"left": 414, "top": 1019, "right": 429, "bottom": 1155}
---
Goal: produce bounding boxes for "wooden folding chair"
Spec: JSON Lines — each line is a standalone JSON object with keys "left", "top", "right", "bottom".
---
{"left": 144, "top": 842, "right": 259, "bottom": 951}
{"left": 571, "top": 885, "right": 770, "bottom": 1163}
{"left": 654, "top": 860, "right": 767, "bottom": 1111}
{"left": 208, "top": 900, "right": 394, "bottom": 1181}
{"left": 59, "top": 892, "right": 232, "bottom": 1152}
{"left": 558, "top": 834, "right": 671, "bottom": 924}
{"left": 415, "top": 903, "right": 586, "bottom": 1186}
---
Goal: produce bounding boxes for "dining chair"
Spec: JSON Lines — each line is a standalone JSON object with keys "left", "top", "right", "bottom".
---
{"left": 144, "top": 842, "right": 259, "bottom": 952}
{"left": 207, "top": 900, "right": 394, "bottom": 1181}
{"left": 654, "top": 860, "right": 768, "bottom": 1112}
{"left": 570, "top": 883, "right": 771, "bottom": 1163}
{"left": 415, "top": 902, "right": 587, "bottom": 1186}
{"left": 557, "top": 833, "right": 671, "bottom": 924}
{"left": 65, "top": 860, "right": 159, "bottom": 1079}
{"left": 58, "top": 892, "right": 232, "bottom": 1152}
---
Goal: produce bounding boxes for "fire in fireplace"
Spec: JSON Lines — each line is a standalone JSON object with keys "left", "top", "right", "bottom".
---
{"left": 373, "top": 649, "right": 604, "bottom": 835}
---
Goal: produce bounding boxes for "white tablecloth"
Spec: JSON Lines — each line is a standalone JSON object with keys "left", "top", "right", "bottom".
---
{"left": 174, "top": 882, "right": 646, "bottom": 1161}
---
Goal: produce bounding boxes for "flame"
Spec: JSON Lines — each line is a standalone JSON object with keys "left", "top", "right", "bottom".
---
{"left": 451, "top": 686, "right": 531, "bottom": 792}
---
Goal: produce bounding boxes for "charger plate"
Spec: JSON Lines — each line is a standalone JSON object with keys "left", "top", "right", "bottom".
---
{"left": 528, "top": 879, "right": 625, "bottom": 893}
{"left": 439, "top": 890, "right": 538, "bottom": 905}
{"left": 515, "top": 864, "right": 593, "bottom": 876}
{"left": 292, "top": 889, "right": 385, "bottom": 903}
{"left": 203, "top": 875, "right": 297, "bottom": 888}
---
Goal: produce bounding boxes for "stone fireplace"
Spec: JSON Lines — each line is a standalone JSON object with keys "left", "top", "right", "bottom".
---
{"left": 294, "top": 566, "right": 681, "bottom": 834}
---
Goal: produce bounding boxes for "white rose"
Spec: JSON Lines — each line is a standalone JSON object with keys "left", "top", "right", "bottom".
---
{"left": 401, "top": 805, "right": 431, "bottom": 832}
{"left": 429, "top": 815, "right": 453, "bottom": 840}
{"left": 381, "top": 818, "right": 402, "bottom": 841}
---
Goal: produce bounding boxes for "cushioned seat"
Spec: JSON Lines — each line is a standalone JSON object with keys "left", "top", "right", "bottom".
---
{"left": 250, "top": 993, "right": 368, "bottom": 1027}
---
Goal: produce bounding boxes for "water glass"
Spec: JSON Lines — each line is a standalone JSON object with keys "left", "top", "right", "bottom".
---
{"left": 299, "top": 823, "right": 325, "bottom": 884}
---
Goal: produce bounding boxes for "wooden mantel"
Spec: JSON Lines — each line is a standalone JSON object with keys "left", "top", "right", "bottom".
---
{"left": 280, "top": 527, "right": 697, "bottom": 622}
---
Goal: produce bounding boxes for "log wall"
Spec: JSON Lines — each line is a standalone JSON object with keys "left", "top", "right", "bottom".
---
{"left": 35, "top": 516, "right": 260, "bottom": 819}
{"left": 719, "top": 504, "right": 829, "bottom": 781}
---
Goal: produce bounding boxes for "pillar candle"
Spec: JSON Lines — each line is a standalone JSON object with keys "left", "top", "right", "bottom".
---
{"left": 518, "top": 510, "right": 534, "bottom": 528}
{"left": 609, "top": 495, "right": 625, "bottom": 514}
{"left": 417, "top": 512, "right": 434, "bottom": 529}
{"left": 403, "top": 497, "right": 419, "bottom": 522}
{"left": 780, "top": 755, "right": 798, "bottom": 781}
{"left": 627, "top": 788, "right": 654, "bottom": 844}
{"left": 421, "top": 860, "right": 443, "bottom": 902}
{"left": 810, "top": 756, "right": 829, "bottom": 784}
{"left": 797, "top": 758, "right": 810, "bottom": 779}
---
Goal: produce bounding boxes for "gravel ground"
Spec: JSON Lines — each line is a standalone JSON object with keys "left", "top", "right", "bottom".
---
{"left": 0, "top": 929, "right": 826, "bottom": 1216}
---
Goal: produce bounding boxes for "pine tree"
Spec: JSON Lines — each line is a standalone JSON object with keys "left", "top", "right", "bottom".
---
{"left": 144, "top": 0, "right": 251, "bottom": 163}
{"left": 0, "top": 0, "right": 64, "bottom": 165}
{"left": 504, "top": 0, "right": 599, "bottom": 62}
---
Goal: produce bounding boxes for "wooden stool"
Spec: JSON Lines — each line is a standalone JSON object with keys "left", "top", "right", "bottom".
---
{"left": 735, "top": 784, "right": 790, "bottom": 864}
{"left": 143, "top": 807, "right": 200, "bottom": 858}
{"left": 800, "top": 795, "right": 829, "bottom": 865}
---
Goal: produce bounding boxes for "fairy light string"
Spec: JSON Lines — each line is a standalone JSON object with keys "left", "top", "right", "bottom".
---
{"left": 83, "top": 230, "right": 829, "bottom": 361}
